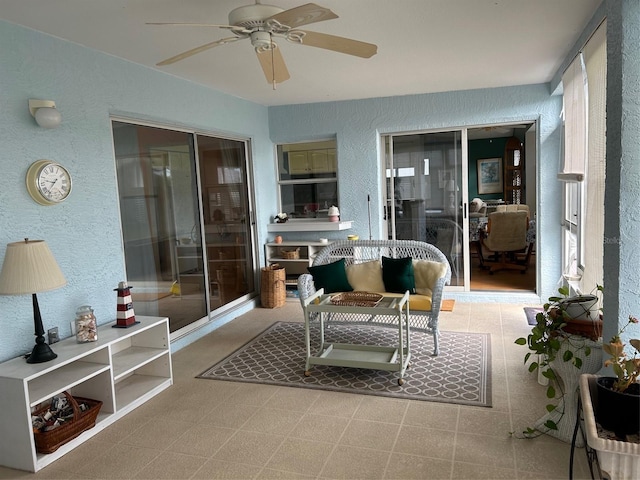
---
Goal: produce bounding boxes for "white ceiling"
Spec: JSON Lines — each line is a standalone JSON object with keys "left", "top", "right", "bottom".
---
{"left": 1, "top": 0, "right": 601, "bottom": 107}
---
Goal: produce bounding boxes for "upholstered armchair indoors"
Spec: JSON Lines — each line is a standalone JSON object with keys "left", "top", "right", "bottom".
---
{"left": 469, "top": 198, "right": 487, "bottom": 218}
{"left": 481, "top": 210, "right": 529, "bottom": 274}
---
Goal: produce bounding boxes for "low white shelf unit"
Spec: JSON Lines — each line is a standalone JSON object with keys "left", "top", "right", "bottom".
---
{"left": 0, "top": 316, "right": 172, "bottom": 472}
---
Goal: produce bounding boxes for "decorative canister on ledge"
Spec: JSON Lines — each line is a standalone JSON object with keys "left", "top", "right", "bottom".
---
{"left": 75, "top": 305, "right": 97, "bottom": 342}
{"left": 328, "top": 205, "right": 340, "bottom": 222}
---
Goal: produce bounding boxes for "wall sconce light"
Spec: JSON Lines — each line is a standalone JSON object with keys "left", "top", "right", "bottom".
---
{"left": 28, "top": 99, "right": 62, "bottom": 129}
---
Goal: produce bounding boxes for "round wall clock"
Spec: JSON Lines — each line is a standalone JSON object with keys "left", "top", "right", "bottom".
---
{"left": 25, "top": 160, "right": 72, "bottom": 205}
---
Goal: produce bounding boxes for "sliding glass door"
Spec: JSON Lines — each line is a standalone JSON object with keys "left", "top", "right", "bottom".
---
{"left": 112, "top": 120, "right": 255, "bottom": 334}
{"left": 383, "top": 131, "right": 467, "bottom": 288}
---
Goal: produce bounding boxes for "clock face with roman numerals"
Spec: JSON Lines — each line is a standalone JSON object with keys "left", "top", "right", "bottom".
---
{"left": 26, "top": 160, "right": 72, "bottom": 205}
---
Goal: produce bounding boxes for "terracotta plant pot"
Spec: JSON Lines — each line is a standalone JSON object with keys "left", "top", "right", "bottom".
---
{"left": 595, "top": 377, "right": 640, "bottom": 437}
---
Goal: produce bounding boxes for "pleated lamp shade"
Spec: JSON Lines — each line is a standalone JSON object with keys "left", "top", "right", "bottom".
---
{"left": 0, "top": 239, "right": 67, "bottom": 295}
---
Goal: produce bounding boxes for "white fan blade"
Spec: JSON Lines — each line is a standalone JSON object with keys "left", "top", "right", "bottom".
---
{"left": 256, "top": 48, "right": 291, "bottom": 85}
{"left": 268, "top": 3, "right": 337, "bottom": 29}
{"left": 294, "top": 30, "right": 377, "bottom": 58}
{"left": 147, "top": 23, "right": 251, "bottom": 34}
{"left": 156, "top": 36, "right": 244, "bottom": 66}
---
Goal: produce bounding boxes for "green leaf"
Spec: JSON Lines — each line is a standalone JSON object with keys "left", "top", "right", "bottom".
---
{"left": 544, "top": 420, "right": 558, "bottom": 431}
{"left": 515, "top": 337, "right": 526, "bottom": 345}
{"left": 529, "top": 362, "right": 538, "bottom": 372}
{"left": 563, "top": 350, "right": 573, "bottom": 362}
{"left": 546, "top": 404, "right": 557, "bottom": 412}
{"left": 574, "top": 357, "right": 583, "bottom": 369}
{"left": 546, "top": 385, "right": 556, "bottom": 398}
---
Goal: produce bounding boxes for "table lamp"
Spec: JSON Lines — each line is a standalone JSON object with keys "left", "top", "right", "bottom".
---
{"left": 0, "top": 239, "right": 67, "bottom": 363}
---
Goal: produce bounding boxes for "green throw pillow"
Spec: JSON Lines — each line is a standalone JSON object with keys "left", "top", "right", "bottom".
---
{"left": 382, "top": 256, "right": 416, "bottom": 294}
{"left": 308, "top": 259, "right": 353, "bottom": 294}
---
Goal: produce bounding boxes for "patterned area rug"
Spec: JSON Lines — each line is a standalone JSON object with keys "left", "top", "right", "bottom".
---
{"left": 198, "top": 322, "right": 491, "bottom": 407}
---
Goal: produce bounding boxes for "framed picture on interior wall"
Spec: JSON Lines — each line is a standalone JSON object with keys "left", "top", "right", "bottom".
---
{"left": 477, "top": 158, "right": 503, "bottom": 194}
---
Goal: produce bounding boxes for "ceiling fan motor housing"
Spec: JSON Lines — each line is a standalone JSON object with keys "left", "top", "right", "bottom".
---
{"left": 228, "top": 4, "right": 283, "bottom": 29}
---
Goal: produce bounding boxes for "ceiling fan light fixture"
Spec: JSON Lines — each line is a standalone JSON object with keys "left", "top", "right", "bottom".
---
{"left": 251, "top": 30, "right": 275, "bottom": 51}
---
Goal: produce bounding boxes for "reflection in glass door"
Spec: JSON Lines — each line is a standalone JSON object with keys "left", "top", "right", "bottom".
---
{"left": 383, "top": 131, "right": 466, "bottom": 288}
{"left": 112, "top": 121, "right": 255, "bottom": 334}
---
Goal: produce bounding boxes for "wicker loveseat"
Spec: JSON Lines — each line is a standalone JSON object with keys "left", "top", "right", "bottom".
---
{"left": 297, "top": 240, "right": 451, "bottom": 355}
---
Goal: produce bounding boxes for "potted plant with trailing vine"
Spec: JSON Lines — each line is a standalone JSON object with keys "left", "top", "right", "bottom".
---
{"left": 594, "top": 314, "right": 640, "bottom": 438}
{"left": 513, "top": 285, "right": 603, "bottom": 439}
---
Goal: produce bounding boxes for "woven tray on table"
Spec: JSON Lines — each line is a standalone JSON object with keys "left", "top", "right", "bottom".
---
{"left": 32, "top": 391, "right": 102, "bottom": 454}
{"left": 330, "top": 292, "right": 383, "bottom": 307}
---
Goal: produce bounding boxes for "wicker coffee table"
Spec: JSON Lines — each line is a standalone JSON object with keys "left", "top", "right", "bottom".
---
{"left": 301, "top": 289, "right": 411, "bottom": 385}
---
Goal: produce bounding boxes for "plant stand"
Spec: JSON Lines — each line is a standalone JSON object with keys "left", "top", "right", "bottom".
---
{"left": 533, "top": 336, "right": 602, "bottom": 446}
{"left": 579, "top": 374, "right": 640, "bottom": 479}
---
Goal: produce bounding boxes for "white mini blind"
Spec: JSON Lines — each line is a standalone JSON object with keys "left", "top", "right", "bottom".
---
{"left": 580, "top": 20, "right": 607, "bottom": 295}
{"left": 559, "top": 54, "right": 587, "bottom": 182}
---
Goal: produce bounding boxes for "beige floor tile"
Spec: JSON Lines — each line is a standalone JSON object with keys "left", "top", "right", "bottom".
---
{"left": 453, "top": 433, "right": 516, "bottom": 469}
{"left": 288, "top": 413, "right": 350, "bottom": 443}
{"left": 514, "top": 436, "right": 587, "bottom": 476}
{"left": 320, "top": 445, "right": 390, "bottom": 479}
{"left": 403, "top": 401, "right": 459, "bottom": 430}
{"left": 394, "top": 425, "right": 456, "bottom": 460}
{"left": 257, "top": 468, "right": 316, "bottom": 479}
{"left": 339, "top": 419, "right": 400, "bottom": 451}
{"left": 384, "top": 453, "right": 452, "bottom": 479}
{"left": 457, "top": 407, "right": 513, "bottom": 438}
{"left": 74, "top": 444, "right": 161, "bottom": 479}
{"left": 241, "top": 407, "right": 304, "bottom": 435}
{"left": 452, "top": 461, "right": 517, "bottom": 479}
{"left": 353, "top": 395, "right": 409, "bottom": 424}
{"left": 266, "top": 437, "right": 334, "bottom": 476}
{"left": 309, "top": 391, "right": 363, "bottom": 418}
{"left": 225, "top": 383, "right": 280, "bottom": 407}
{"left": 120, "top": 418, "right": 193, "bottom": 450}
{"left": 200, "top": 401, "right": 259, "bottom": 429}
{"left": 168, "top": 424, "right": 236, "bottom": 457}
{"left": 132, "top": 452, "right": 207, "bottom": 479}
{"left": 191, "top": 458, "right": 262, "bottom": 479}
{"left": 213, "top": 430, "right": 286, "bottom": 466}
{"left": 262, "top": 386, "right": 320, "bottom": 412}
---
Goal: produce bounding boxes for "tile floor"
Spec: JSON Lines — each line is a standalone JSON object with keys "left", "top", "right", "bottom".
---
{"left": 0, "top": 302, "right": 595, "bottom": 479}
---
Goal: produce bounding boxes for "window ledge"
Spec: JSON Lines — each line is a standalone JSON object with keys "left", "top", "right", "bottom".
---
{"left": 267, "top": 220, "right": 353, "bottom": 232}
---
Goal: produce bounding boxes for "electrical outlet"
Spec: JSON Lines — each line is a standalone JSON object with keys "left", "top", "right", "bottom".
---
{"left": 48, "top": 327, "right": 59, "bottom": 344}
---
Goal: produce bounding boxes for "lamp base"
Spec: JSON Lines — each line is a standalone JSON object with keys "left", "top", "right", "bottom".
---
{"left": 26, "top": 341, "right": 57, "bottom": 364}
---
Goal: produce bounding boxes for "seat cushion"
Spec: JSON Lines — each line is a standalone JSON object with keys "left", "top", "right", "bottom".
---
{"left": 308, "top": 259, "right": 353, "bottom": 294}
{"left": 346, "top": 260, "right": 385, "bottom": 292}
{"left": 381, "top": 256, "right": 416, "bottom": 294}
{"left": 413, "top": 259, "right": 448, "bottom": 296}
{"left": 380, "top": 291, "right": 433, "bottom": 311}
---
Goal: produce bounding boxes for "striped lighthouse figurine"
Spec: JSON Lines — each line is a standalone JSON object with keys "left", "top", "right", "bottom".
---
{"left": 113, "top": 281, "right": 139, "bottom": 328}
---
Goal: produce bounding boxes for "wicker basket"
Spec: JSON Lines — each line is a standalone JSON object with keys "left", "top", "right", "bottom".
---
{"left": 331, "top": 292, "right": 383, "bottom": 307}
{"left": 280, "top": 247, "right": 300, "bottom": 259}
{"left": 261, "top": 264, "right": 286, "bottom": 308}
{"left": 33, "top": 391, "right": 102, "bottom": 454}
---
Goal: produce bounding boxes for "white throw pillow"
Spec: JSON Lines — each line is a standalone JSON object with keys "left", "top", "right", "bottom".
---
{"left": 346, "top": 260, "right": 386, "bottom": 292}
{"left": 413, "top": 259, "right": 447, "bottom": 296}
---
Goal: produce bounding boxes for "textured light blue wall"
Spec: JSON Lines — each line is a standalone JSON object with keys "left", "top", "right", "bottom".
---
{"left": 269, "top": 85, "right": 563, "bottom": 303}
{"left": 0, "top": 20, "right": 275, "bottom": 362}
{"left": 602, "top": 0, "right": 640, "bottom": 346}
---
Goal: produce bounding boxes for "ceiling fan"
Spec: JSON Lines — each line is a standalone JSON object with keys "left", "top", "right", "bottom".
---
{"left": 148, "top": 1, "right": 377, "bottom": 87}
